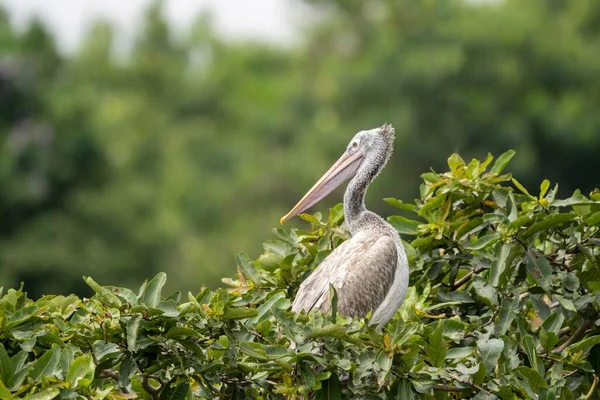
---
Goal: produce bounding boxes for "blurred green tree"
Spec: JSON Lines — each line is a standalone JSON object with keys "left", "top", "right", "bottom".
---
{"left": 0, "top": 0, "right": 599, "bottom": 297}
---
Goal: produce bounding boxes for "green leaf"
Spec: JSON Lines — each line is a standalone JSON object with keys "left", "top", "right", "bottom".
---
{"left": 420, "top": 172, "right": 441, "bottom": 183}
{"left": 446, "top": 347, "right": 475, "bottom": 359}
{"left": 552, "top": 193, "right": 600, "bottom": 207}
{"left": 472, "top": 362, "right": 486, "bottom": 386}
{"left": 222, "top": 308, "right": 259, "bottom": 320}
{"left": 59, "top": 345, "right": 74, "bottom": 377}
{"left": 29, "top": 344, "right": 61, "bottom": 382}
{"left": 263, "top": 239, "right": 294, "bottom": 257}
{"left": 522, "top": 335, "right": 544, "bottom": 376}
{"left": 471, "top": 276, "right": 498, "bottom": 307}
{"left": 105, "top": 286, "right": 138, "bottom": 305}
{"left": 389, "top": 379, "right": 414, "bottom": 399}
{"left": 466, "top": 159, "right": 480, "bottom": 179}
{"left": 0, "top": 344, "right": 13, "bottom": 387}
{"left": 542, "top": 313, "right": 564, "bottom": 335}
{"left": 442, "top": 318, "right": 467, "bottom": 341}
{"left": 298, "top": 213, "right": 321, "bottom": 225}
{"left": 23, "top": 388, "right": 60, "bottom": 400}
{"left": 376, "top": 351, "right": 393, "bottom": 384}
{"left": 540, "top": 179, "right": 550, "bottom": 198}
{"left": 425, "top": 322, "right": 446, "bottom": 368}
{"left": 447, "top": 153, "right": 466, "bottom": 173}
{"left": 494, "top": 297, "right": 517, "bottom": 337}
{"left": 388, "top": 216, "right": 421, "bottom": 235}
{"left": 329, "top": 284, "right": 338, "bottom": 324}
{"left": 248, "top": 291, "right": 287, "bottom": 324}
{"left": 142, "top": 272, "right": 167, "bottom": 308}
{"left": 92, "top": 341, "right": 120, "bottom": 363}
{"left": 159, "top": 381, "right": 190, "bottom": 400}
{"left": 126, "top": 315, "right": 142, "bottom": 351}
{"left": 384, "top": 198, "right": 417, "bottom": 211}
{"left": 118, "top": 357, "right": 134, "bottom": 390}
{"left": 539, "top": 328, "right": 559, "bottom": 353}
{"left": 489, "top": 242, "right": 510, "bottom": 286}
{"left": 516, "top": 366, "right": 547, "bottom": 389}
{"left": 560, "top": 273, "right": 580, "bottom": 292}
{"left": 235, "top": 252, "right": 260, "bottom": 283}
{"left": 477, "top": 338, "right": 504, "bottom": 374}
{"left": 558, "top": 298, "right": 576, "bottom": 312}
{"left": 309, "top": 324, "right": 347, "bottom": 339}
{"left": 299, "top": 362, "right": 317, "bottom": 392}
{"left": 525, "top": 254, "right": 553, "bottom": 290}
{"left": 490, "top": 150, "right": 515, "bottom": 174}
{"left": 0, "top": 381, "right": 11, "bottom": 400}
{"left": 5, "top": 306, "right": 34, "bottom": 331}
{"left": 524, "top": 212, "right": 576, "bottom": 238}
{"left": 508, "top": 191, "right": 518, "bottom": 222}
{"left": 538, "top": 388, "right": 557, "bottom": 400}
{"left": 165, "top": 327, "right": 203, "bottom": 339}
{"left": 584, "top": 211, "right": 600, "bottom": 226}
{"left": 66, "top": 354, "right": 94, "bottom": 388}
{"left": 316, "top": 373, "right": 342, "bottom": 400}
{"left": 83, "top": 276, "right": 122, "bottom": 308}
{"left": 9, "top": 351, "right": 28, "bottom": 392}
{"left": 512, "top": 177, "right": 532, "bottom": 196}
{"left": 464, "top": 232, "right": 500, "bottom": 250}
{"left": 564, "top": 335, "right": 600, "bottom": 354}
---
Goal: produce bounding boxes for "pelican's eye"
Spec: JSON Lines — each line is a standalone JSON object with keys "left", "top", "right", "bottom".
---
{"left": 348, "top": 140, "right": 360, "bottom": 154}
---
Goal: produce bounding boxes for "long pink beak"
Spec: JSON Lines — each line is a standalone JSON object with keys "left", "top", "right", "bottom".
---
{"left": 280, "top": 150, "right": 364, "bottom": 224}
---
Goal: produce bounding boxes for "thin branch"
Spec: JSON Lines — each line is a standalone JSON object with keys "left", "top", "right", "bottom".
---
{"left": 434, "top": 384, "right": 469, "bottom": 392}
{"left": 558, "top": 327, "right": 571, "bottom": 338}
{"left": 447, "top": 373, "right": 497, "bottom": 397}
{"left": 98, "top": 369, "right": 120, "bottom": 380}
{"left": 142, "top": 375, "right": 161, "bottom": 399}
{"left": 452, "top": 266, "right": 485, "bottom": 290}
{"left": 552, "top": 319, "right": 593, "bottom": 354}
{"left": 585, "top": 375, "right": 599, "bottom": 400}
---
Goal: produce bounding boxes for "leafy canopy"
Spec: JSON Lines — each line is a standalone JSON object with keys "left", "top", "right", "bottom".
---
{"left": 0, "top": 151, "right": 599, "bottom": 399}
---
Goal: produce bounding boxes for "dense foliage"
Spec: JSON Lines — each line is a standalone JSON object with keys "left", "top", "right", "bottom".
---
{"left": 2, "top": 0, "right": 600, "bottom": 296}
{"left": 1, "top": 152, "right": 599, "bottom": 399}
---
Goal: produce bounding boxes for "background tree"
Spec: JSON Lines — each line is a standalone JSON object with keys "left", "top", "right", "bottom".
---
{"left": 0, "top": 0, "right": 599, "bottom": 297}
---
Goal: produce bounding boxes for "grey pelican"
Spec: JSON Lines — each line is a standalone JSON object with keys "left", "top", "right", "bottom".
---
{"left": 280, "top": 124, "right": 409, "bottom": 329}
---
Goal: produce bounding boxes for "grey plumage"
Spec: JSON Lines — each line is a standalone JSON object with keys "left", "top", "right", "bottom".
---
{"left": 284, "top": 124, "right": 409, "bottom": 329}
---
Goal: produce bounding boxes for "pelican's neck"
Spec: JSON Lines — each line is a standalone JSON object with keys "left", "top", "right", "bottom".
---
{"left": 343, "top": 155, "right": 382, "bottom": 234}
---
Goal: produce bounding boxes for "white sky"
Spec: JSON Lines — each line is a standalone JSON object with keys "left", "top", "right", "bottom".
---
{"left": 2, "top": 0, "right": 300, "bottom": 52}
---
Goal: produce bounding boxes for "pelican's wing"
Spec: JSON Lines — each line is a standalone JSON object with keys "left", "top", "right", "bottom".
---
{"left": 291, "top": 231, "right": 397, "bottom": 318}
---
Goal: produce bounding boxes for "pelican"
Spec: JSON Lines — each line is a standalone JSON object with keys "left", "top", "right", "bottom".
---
{"left": 280, "top": 124, "right": 409, "bottom": 329}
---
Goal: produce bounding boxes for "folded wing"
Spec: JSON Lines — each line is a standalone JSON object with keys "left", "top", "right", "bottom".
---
{"left": 292, "top": 231, "right": 397, "bottom": 318}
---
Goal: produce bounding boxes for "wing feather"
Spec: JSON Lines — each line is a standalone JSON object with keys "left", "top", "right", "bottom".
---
{"left": 292, "top": 231, "right": 397, "bottom": 318}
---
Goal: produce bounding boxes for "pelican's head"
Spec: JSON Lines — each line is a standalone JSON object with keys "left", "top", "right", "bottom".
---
{"left": 280, "top": 123, "right": 395, "bottom": 224}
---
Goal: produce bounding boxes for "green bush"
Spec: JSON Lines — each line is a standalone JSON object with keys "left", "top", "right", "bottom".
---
{"left": 1, "top": 151, "right": 599, "bottom": 399}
